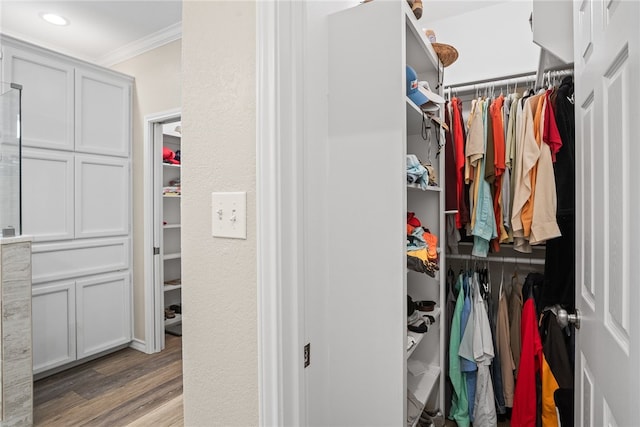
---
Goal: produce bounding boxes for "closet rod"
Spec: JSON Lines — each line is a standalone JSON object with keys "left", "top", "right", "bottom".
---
{"left": 447, "top": 253, "right": 545, "bottom": 266}
{"left": 444, "top": 68, "right": 573, "bottom": 95}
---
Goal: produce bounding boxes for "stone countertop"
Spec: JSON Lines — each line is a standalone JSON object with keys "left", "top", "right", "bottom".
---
{"left": 0, "top": 235, "right": 33, "bottom": 245}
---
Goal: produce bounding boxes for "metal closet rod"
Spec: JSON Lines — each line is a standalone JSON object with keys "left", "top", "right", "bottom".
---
{"left": 444, "top": 68, "right": 573, "bottom": 95}
{"left": 447, "top": 253, "right": 545, "bottom": 266}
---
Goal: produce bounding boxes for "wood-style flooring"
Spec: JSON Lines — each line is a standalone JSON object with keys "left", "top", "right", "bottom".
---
{"left": 34, "top": 334, "right": 183, "bottom": 427}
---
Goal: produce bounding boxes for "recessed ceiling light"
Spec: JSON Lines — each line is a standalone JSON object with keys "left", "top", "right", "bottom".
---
{"left": 40, "top": 13, "right": 69, "bottom": 26}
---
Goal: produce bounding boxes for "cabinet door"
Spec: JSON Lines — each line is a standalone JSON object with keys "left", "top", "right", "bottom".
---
{"left": 1, "top": 46, "right": 74, "bottom": 151}
{"left": 75, "top": 69, "right": 131, "bottom": 157}
{"left": 75, "top": 155, "right": 130, "bottom": 238}
{"left": 76, "top": 272, "right": 131, "bottom": 358}
{"left": 22, "top": 148, "right": 75, "bottom": 241}
{"left": 32, "top": 281, "right": 76, "bottom": 374}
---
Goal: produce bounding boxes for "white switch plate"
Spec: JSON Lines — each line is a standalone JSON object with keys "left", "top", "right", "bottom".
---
{"left": 211, "top": 192, "right": 247, "bottom": 239}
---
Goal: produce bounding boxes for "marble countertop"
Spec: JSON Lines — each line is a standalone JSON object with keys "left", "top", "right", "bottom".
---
{"left": 0, "top": 235, "right": 33, "bottom": 245}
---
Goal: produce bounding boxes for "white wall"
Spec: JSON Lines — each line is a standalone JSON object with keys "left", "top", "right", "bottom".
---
{"left": 181, "top": 1, "right": 258, "bottom": 425}
{"left": 425, "top": 0, "right": 540, "bottom": 85}
{"left": 110, "top": 40, "right": 182, "bottom": 342}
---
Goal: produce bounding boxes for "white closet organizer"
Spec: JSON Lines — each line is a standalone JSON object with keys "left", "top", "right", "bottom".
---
{"left": 161, "top": 124, "right": 182, "bottom": 334}
{"left": 1, "top": 35, "right": 133, "bottom": 375}
{"left": 327, "top": 1, "right": 445, "bottom": 424}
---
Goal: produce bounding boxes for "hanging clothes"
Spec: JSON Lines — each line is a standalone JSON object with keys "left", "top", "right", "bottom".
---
{"left": 470, "top": 100, "right": 498, "bottom": 257}
{"left": 452, "top": 97, "right": 470, "bottom": 229}
{"left": 509, "top": 272, "right": 524, "bottom": 371}
{"left": 449, "top": 274, "right": 470, "bottom": 427}
{"left": 469, "top": 277, "right": 497, "bottom": 426}
{"left": 444, "top": 101, "right": 458, "bottom": 212}
{"left": 496, "top": 272, "right": 516, "bottom": 408}
{"left": 537, "top": 309, "right": 574, "bottom": 427}
{"left": 458, "top": 275, "right": 477, "bottom": 422}
{"left": 543, "top": 76, "right": 576, "bottom": 309}
{"left": 511, "top": 289, "right": 543, "bottom": 427}
{"left": 511, "top": 93, "right": 543, "bottom": 253}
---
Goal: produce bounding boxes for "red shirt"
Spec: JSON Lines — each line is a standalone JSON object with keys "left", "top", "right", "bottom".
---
{"left": 511, "top": 297, "right": 543, "bottom": 427}
{"left": 543, "top": 89, "right": 563, "bottom": 162}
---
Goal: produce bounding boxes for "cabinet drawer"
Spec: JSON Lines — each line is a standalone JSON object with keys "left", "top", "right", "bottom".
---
{"left": 31, "top": 238, "right": 129, "bottom": 284}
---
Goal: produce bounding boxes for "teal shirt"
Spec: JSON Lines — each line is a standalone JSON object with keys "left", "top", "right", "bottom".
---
{"left": 449, "top": 275, "right": 470, "bottom": 427}
{"left": 472, "top": 100, "right": 498, "bottom": 256}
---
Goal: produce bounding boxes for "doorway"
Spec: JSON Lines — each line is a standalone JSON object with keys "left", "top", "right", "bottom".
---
{"left": 143, "top": 109, "right": 182, "bottom": 353}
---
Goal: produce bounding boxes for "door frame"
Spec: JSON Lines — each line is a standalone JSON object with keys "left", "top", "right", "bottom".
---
{"left": 256, "top": 1, "right": 307, "bottom": 425}
{"left": 143, "top": 108, "right": 181, "bottom": 354}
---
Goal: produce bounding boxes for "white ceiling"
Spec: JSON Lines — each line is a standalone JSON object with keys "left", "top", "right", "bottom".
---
{"left": 423, "top": 0, "right": 510, "bottom": 21}
{"left": 0, "top": 1, "right": 182, "bottom": 66}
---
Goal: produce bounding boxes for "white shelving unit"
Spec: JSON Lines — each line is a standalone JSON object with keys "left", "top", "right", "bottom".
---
{"left": 326, "top": 1, "right": 446, "bottom": 424}
{"left": 161, "top": 124, "right": 182, "bottom": 335}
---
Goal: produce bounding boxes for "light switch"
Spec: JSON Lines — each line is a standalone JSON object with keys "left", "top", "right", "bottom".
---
{"left": 211, "top": 192, "right": 247, "bottom": 239}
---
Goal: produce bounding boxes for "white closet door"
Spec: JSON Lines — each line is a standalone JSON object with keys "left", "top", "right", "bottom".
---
{"left": 1, "top": 46, "right": 74, "bottom": 151}
{"left": 75, "top": 68, "right": 131, "bottom": 157}
{"left": 76, "top": 272, "right": 131, "bottom": 358}
{"left": 21, "top": 148, "right": 75, "bottom": 242}
{"left": 32, "top": 281, "right": 76, "bottom": 374}
{"left": 75, "top": 155, "right": 130, "bottom": 238}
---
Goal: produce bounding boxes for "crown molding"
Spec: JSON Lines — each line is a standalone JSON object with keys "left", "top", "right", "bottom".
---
{"left": 99, "top": 21, "right": 182, "bottom": 67}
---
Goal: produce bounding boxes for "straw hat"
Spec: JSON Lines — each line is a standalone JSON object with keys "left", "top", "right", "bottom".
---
{"left": 431, "top": 42, "right": 458, "bottom": 67}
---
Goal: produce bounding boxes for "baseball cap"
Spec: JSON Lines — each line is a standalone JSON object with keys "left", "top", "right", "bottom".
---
{"left": 406, "top": 65, "right": 428, "bottom": 107}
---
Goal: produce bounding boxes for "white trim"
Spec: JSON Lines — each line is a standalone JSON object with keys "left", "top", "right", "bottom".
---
{"left": 129, "top": 338, "right": 148, "bottom": 353}
{"left": 257, "top": 2, "right": 306, "bottom": 426}
{"left": 143, "top": 108, "right": 181, "bottom": 355}
{"left": 98, "top": 22, "right": 182, "bottom": 67}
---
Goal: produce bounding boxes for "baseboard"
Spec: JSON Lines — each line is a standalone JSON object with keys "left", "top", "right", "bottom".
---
{"left": 129, "top": 338, "right": 150, "bottom": 354}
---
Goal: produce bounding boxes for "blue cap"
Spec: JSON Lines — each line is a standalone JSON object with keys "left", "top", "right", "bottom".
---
{"left": 406, "top": 65, "right": 428, "bottom": 106}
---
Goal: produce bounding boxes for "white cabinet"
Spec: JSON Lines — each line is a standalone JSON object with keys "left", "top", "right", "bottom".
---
{"left": 75, "top": 69, "right": 131, "bottom": 157}
{"left": 22, "top": 148, "right": 75, "bottom": 242}
{"left": 327, "top": 1, "right": 444, "bottom": 424}
{"left": 1, "top": 46, "right": 74, "bottom": 151}
{"left": 1, "top": 35, "right": 133, "bottom": 375}
{"left": 32, "top": 281, "right": 76, "bottom": 373}
{"left": 76, "top": 272, "right": 131, "bottom": 358}
{"left": 75, "top": 155, "right": 130, "bottom": 238}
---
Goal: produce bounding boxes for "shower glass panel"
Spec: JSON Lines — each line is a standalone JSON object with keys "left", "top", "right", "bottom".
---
{"left": 0, "top": 83, "right": 22, "bottom": 237}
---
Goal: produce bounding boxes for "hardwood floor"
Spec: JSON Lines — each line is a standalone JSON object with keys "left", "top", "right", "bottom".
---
{"left": 34, "top": 334, "right": 183, "bottom": 427}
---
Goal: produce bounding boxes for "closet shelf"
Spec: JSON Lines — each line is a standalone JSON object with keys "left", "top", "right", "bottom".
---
{"left": 164, "top": 283, "right": 182, "bottom": 292}
{"left": 407, "top": 365, "right": 441, "bottom": 427}
{"left": 162, "top": 163, "right": 181, "bottom": 168}
{"left": 163, "top": 223, "right": 181, "bottom": 229}
{"left": 407, "top": 183, "right": 441, "bottom": 192}
{"left": 163, "top": 253, "right": 181, "bottom": 261}
{"left": 406, "top": 98, "right": 425, "bottom": 136}
{"left": 402, "top": 0, "right": 441, "bottom": 73}
{"left": 163, "top": 194, "right": 181, "bottom": 198}
{"left": 407, "top": 307, "right": 440, "bottom": 358}
{"left": 164, "top": 313, "right": 182, "bottom": 327}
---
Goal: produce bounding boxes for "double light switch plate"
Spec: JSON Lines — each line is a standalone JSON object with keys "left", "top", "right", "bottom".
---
{"left": 211, "top": 192, "right": 247, "bottom": 239}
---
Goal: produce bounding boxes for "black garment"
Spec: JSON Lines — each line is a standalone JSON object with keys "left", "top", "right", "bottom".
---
{"left": 552, "top": 76, "right": 575, "bottom": 216}
{"left": 541, "top": 310, "right": 574, "bottom": 427}
{"left": 543, "top": 215, "right": 575, "bottom": 309}
{"left": 444, "top": 102, "right": 458, "bottom": 211}
{"left": 544, "top": 76, "right": 576, "bottom": 309}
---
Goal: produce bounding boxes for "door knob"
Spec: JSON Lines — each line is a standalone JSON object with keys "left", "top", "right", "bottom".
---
{"left": 556, "top": 306, "right": 581, "bottom": 329}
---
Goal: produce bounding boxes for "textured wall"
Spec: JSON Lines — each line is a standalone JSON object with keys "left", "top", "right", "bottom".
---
{"left": 427, "top": 0, "right": 540, "bottom": 85}
{"left": 110, "top": 40, "right": 182, "bottom": 341}
{"left": 181, "top": 1, "right": 258, "bottom": 425}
